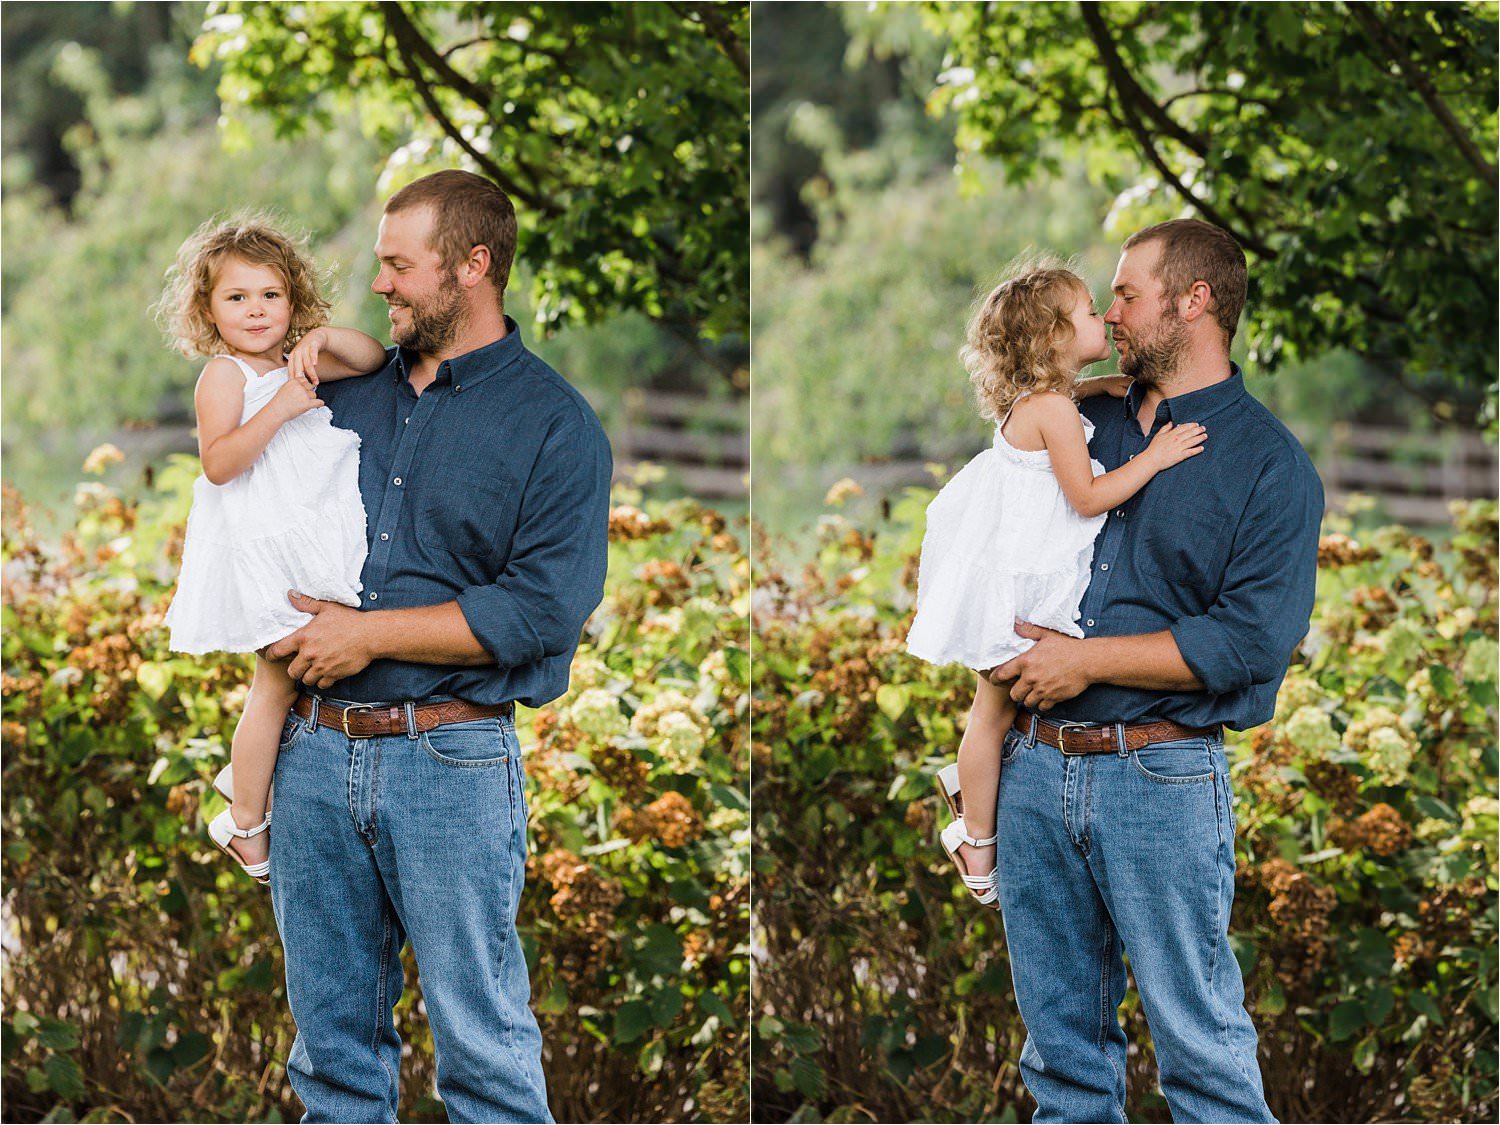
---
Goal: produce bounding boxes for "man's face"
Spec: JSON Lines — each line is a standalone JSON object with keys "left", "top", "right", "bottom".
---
{"left": 1105, "top": 241, "right": 1187, "bottom": 384}
{"left": 372, "top": 206, "right": 468, "bottom": 355}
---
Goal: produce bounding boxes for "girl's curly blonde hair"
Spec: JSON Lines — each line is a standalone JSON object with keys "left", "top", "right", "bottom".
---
{"left": 961, "top": 254, "right": 1091, "bottom": 422}
{"left": 155, "top": 213, "right": 331, "bottom": 359}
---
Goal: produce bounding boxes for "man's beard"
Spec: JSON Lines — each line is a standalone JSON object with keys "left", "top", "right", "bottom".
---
{"left": 1117, "top": 310, "right": 1188, "bottom": 385}
{"left": 390, "top": 272, "right": 467, "bottom": 354}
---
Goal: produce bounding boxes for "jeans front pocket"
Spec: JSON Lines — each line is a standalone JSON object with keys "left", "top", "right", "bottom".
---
{"left": 1000, "top": 728, "right": 1025, "bottom": 766}
{"left": 277, "top": 713, "right": 309, "bottom": 752}
{"left": 419, "top": 717, "right": 510, "bottom": 768}
{"left": 1131, "top": 737, "right": 1217, "bottom": 784}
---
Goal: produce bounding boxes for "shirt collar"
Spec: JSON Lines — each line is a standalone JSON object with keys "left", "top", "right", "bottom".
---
{"left": 392, "top": 315, "right": 527, "bottom": 391}
{"left": 1123, "top": 362, "right": 1248, "bottom": 424}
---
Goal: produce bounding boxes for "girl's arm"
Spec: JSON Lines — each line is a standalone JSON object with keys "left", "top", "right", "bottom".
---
{"left": 195, "top": 358, "right": 324, "bottom": 485}
{"left": 286, "top": 327, "right": 387, "bottom": 386}
{"left": 1019, "top": 392, "right": 1206, "bottom": 519}
{"left": 1074, "top": 374, "right": 1133, "bottom": 399}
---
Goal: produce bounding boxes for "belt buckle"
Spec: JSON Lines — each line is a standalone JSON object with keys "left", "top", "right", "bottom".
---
{"left": 1054, "top": 720, "right": 1095, "bottom": 756}
{"left": 341, "top": 703, "right": 377, "bottom": 739}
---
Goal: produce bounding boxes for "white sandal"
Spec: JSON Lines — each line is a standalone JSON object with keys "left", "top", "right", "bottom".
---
{"left": 208, "top": 807, "right": 272, "bottom": 885}
{"left": 935, "top": 762, "right": 964, "bottom": 819}
{"left": 940, "top": 819, "right": 998, "bottom": 910}
{"left": 212, "top": 763, "right": 272, "bottom": 808}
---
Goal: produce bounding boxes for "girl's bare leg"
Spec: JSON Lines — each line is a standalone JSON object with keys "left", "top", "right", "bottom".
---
{"left": 226, "top": 656, "right": 299, "bottom": 868}
{"left": 954, "top": 674, "right": 1017, "bottom": 879}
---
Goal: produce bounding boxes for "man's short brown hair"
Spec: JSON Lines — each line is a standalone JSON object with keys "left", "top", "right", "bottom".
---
{"left": 1123, "top": 219, "right": 1246, "bottom": 340}
{"left": 385, "top": 170, "right": 517, "bottom": 309}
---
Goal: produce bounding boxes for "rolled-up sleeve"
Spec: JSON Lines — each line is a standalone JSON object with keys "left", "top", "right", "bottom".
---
{"left": 457, "top": 419, "right": 613, "bottom": 669}
{"left": 1170, "top": 458, "right": 1323, "bottom": 696}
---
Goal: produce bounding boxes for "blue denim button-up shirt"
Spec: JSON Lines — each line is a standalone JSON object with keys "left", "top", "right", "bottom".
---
{"left": 316, "top": 317, "right": 611, "bottom": 708}
{"left": 1049, "top": 367, "right": 1323, "bottom": 731}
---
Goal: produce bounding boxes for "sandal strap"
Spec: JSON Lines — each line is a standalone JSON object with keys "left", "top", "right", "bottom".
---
{"left": 954, "top": 827, "right": 998, "bottom": 848}
{"left": 238, "top": 858, "right": 271, "bottom": 878}
{"left": 221, "top": 810, "right": 272, "bottom": 839}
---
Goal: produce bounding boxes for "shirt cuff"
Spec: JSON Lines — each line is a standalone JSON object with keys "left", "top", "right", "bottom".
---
{"left": 457, "top": 584, "right": 542, "bottom": 670}
{"left": 1170, "top": 615, "right": 1252, "bottom": 697}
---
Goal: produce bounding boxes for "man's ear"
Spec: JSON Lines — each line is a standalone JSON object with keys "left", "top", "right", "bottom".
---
{"left": 1178, "top": 279, "right": 1215, "bottom": 324}
{"left": 460, "top": 244, "right": 492, "bottom": 290}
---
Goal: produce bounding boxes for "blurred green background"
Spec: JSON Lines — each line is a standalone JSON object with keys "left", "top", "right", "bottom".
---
{"left": 751, "top": 1, "right": 1497, "bottom": 540}
{"left": 3, "top": 1, "right": 749, "bottom": 523}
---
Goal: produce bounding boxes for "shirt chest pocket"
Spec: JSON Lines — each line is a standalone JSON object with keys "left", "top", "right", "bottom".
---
{"left": 415, "top": 474, "right": 517, "bottom": 560}
{"left": 1136, "top": 514, "right": 1232, "bottom": 598}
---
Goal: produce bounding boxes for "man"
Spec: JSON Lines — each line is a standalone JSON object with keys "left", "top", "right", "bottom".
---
{"left": 988, "top": 219, "right": 1322, "bottom": 1124}
{"left": 263, "top": 169, "right": 611, "bottom": 1123}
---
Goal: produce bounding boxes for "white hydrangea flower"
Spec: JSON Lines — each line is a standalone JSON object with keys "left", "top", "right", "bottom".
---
{"left": 570, "top": 688, "right": 627, "bottom": 739}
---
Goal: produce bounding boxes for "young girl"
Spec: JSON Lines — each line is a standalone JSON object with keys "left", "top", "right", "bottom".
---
{"left": 157, "top": 215, "right": 386, "bottom": 884}
{"left": 906, "top": 258, "right": 1207, "bottom": 908}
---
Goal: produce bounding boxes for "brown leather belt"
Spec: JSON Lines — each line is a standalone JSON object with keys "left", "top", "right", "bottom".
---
{"left": 294, "top": 694, "right": 513, "bottom": 740}
{"left": 1014, "top": 710, "right": 1219, "bottom": 756}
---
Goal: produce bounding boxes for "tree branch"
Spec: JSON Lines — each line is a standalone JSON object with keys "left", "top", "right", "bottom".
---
{"left": 379, "top": 5, "right": 555, "bottom": 213}
{"left": 1078, "top": 4, "right": 1276, "bottom": 258}
{"left": 670, "top": 2, "right": 748, "bottom": 82}
{"left": 379, "top": 1, "right": 559, "bottom": 199}
{"left": 1346, "top": 2, "right": 1498, "bottom": 190}
{"left": 1078, "top": 2, "right": 1211, "bottom": 159}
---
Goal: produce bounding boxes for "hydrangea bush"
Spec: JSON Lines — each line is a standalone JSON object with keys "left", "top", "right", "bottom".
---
{"left": 752, "top": 490, "right": 1496, "bottom": 1124}
{"left": 2, "top": 458, "right": 749, "bottom": 1123}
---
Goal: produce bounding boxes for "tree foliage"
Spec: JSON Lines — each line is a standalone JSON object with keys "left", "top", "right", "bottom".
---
{"left": 194, "top": 2, "right": 748, "bottom": 342}
{"left": 921, "top": 1, "right": 1498, "bottom": 423}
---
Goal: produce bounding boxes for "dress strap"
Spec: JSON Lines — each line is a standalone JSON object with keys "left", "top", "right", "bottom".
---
{"left": 212, "top": 353, "right": 261, "bottom": 383}
{"left": 997, "top": 390, "right": 1032, "bottom": 431}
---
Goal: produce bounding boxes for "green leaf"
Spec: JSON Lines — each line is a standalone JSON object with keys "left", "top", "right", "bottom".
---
{"left": 782, "top": 1023, "right": 822, "bottom": 1055}
{"left": 698, "top": 990, "right": 736, "bottom": 1027}
{"left": 613, "top": 1001, "right": 653, "bottom": 1045}
{"left": 1328, "top": 1000, "right": 1365, "bottom": 1041}
{"left": 36, "top": 1018, "right": 80, "bottom": 1051}
{"left": 630, "top": 924, "right": 684, "bottom": 979}
{"left": 637, "top": 1037, "right": 665, "bottom": 1077}
{"left": 536, "top": 981, "right": 569, "bottom": 1016}
{"left": 790, "top": 1054, "right": 826, "bottom": 1099}
{"left": 1364, "top": 986, "right": 1394, "bottom": 1026}
{"left": 170, "top": 1031, "right": 209, "bottom": 1068}
{"left": 1427, "top": 664, "right": 1458, "bottom": 699}
{"left": 45, "top": 1053, "right": 85, "bottom": 1100}
{"left": 1476, "top": 986, "right": 1498, "bottom": 1023}
{"left": 1352, "top": 1034, "right": 1378, "bottom": 1074}
{"left": 135, "top": 661, "right": 173, "bottom": 701}
{"left": 649, "top": 987, "right": 684, "bottom": 1027}
{"left": 13, "top": 1011, "right": 40, "bottom": 1038}
{"left": 913, "top": 1033, "right": 948, "bottom": 1068}
{"left": 1228, "top": 933, "right": 1257, "bottom": 977}
{"left": 876, "top": 683, "right": 909, "bottom": 721}
{"left": 1408, "top": 992, "right": 1444, "bottom": 1029}
{"left": 1258, "top": 980, "right": 1287, "bottom": 1016}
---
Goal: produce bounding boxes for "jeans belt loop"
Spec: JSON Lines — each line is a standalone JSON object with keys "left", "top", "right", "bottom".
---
{"left": 404, "top": 701, "right": 419, "bottom": 740}
{"left": 308, "top": 694, "right": 321, "bottom": 729}
{"left": 1027, "top": 711, "right": 1039, "bottom": 748}
{"left": 1116, "top": 721, "right": 1129, "bottom": 757}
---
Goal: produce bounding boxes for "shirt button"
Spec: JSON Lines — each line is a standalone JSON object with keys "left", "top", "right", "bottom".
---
{"left": 1086, "top": 619, "right": 1095, "bottom": 627}
{"left": 393, "top": 477, "right": 402, "bottom": 486}
{"left": 1115, "top": 509, "right": 1125, "bottom": 518}
{"left": 369, "top": 592, "right": 379, "bottom": 602}
{"left": 379, "top": 533, "right": 389, "bottom": 541}
{"left": 1100, "top": 564, "right": 1109, "bottom": 571}
{"left": 404, "top": 417, "right": 410, "bottom": 425}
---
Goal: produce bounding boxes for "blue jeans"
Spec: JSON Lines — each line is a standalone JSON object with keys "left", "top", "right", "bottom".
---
{"left": 268, "top": 700, "right": 552, "bottom": 1124}
{"left": 994, "top": 724, "right": 1275, "bottom": 1124}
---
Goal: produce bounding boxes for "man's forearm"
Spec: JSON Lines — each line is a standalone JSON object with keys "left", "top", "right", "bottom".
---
{"left": 364, "top": 601, "right": 494, "bottom": 667}
{"left": 1083, "top": 630, "right": 1203, "bottom": 691}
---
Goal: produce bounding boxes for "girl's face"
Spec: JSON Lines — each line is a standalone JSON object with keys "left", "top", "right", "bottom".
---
{"left": 208, "top": 257, "right": 292, "bottom": 361}
{"left": 1064, "top": 287, "right": 1113, "bottom": 371}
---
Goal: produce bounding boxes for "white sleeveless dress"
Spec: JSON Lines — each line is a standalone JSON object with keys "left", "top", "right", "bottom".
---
{"left": 906, "top": 397, "right": 1108, "bottom": 670}
{"left": 164, "top": 354, "right": 369, "bottom": 654}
